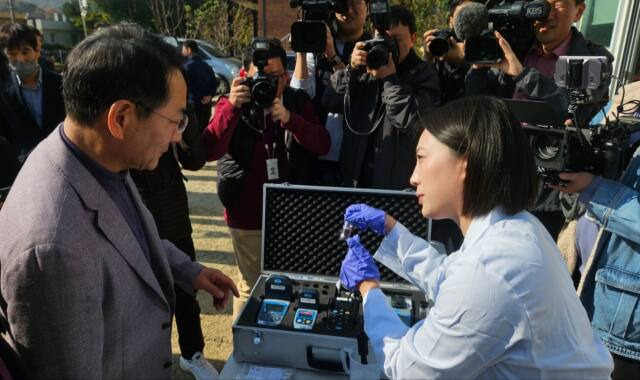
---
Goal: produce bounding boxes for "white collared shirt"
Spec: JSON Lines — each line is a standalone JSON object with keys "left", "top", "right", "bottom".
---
{"left": 365, "top": 208, "right": 613, "bottom": 379}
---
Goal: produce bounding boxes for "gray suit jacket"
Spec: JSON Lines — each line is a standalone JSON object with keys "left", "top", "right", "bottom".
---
{"left": 0, "top": 126, "right": 204, "bottom": 379}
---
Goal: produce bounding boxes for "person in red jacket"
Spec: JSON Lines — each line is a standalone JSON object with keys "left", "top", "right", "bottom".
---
{"left": 203, "top": 39, "right": 329, "bottom": 318}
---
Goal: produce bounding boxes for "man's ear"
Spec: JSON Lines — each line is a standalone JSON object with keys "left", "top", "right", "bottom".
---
{"left": 574, "top": 3, "right": 586, "bottom": 22}
{"left": 106, "top": 100, "right": 135, "bottom": 140}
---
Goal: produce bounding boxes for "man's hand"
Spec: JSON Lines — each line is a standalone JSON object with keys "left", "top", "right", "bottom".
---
{"left": 479, "top": 31, "right": 523, "bottom": 77}
{"left": 270, "top": 98, "right": 290, "bottom": 125}
{"left": 193, "top": 267, "right": 240, "bottom": 311}
{"left": 201, "top": 95, "right": 213, "bottom": 105}
{"left": 549, "top": 172, "right": 595, "bottom": 194}
{"left": 350, "top": 42, "right": 368, "bottom": 68}
{"left": 228, "top": 76, "right": 250, "bottom": 108}
{"left": 367, "top": 53, "right": 396, "bottom": 79}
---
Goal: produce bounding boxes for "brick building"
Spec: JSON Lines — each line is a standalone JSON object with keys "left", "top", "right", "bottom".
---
{"left": 256, "top": 0, "right": 299, "bottom": 49}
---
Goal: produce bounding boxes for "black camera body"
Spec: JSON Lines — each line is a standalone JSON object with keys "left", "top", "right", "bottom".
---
{"left": 428, "top": 29, "right": 456, "bottom": 57}
{"left": 290, "top": 0, "right": 348, "bottom": 53}
{"left": 361, "top": 37, "right": 399, "bottom": 70}
{"left": 245, "top": 38, "right": 278, "bottom": 109}
{"left": 462, "top": 0, "right": 550, "bottom": 63}
{"left": 360, "top": 0, "right": 399, "bottom": 70}
{"left": 487, "top": 0, "right": 550, "bottom": 59}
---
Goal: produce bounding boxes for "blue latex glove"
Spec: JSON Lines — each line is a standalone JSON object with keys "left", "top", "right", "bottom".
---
{"left": 344, "top": 204, "right": 386, "bottom": 236}
{"left": 339, "top": 235, "right": 381, "bottom": 291}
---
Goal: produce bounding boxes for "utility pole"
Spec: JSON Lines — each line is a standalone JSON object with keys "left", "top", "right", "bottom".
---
{"left": 9, "top": 0, "right": 16, "bottom": 23}
{"left": 79, "top": 0, "right": 88, "bottom": 37}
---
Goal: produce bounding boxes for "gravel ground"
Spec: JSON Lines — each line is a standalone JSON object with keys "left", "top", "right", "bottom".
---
{"left": 170, "top": 162, "right": 240, "bottom": 378}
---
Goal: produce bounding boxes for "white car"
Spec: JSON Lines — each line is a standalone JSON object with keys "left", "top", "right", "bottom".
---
{"left": 163, "top": 36, "right": 242, "bottom": 95}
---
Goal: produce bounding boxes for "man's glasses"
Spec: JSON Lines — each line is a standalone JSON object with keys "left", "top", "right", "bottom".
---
{"left": 136, "top": 102, "right": 189, "bottom": 133}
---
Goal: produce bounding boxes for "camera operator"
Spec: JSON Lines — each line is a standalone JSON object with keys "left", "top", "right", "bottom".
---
{"left": 291, "top": 0, "right": 371, "bottom": 185}
{"left": 330, "top": 5, "right": 440, "bottom": 190}
{"left": 467, "top": 0, "right": 613, "bottom": 122}
{"left": 464, "top": 0, "right": 613, "bottom": 240}
{"left": 202, "top": 39, "right": 329, "bottom": 318}
{"left": 422, "top": 0, "right": 479, "bottom": 104}
{"left": 550, "top": 144, "right": 640, "bottom": 378}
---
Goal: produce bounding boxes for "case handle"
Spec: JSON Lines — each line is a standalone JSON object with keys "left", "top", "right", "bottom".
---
{"left": 306, "top": 346, "right": 345, "bottom": 372}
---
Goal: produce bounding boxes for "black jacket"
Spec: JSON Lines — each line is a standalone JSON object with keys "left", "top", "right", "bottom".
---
{"left": 0, "top": 69, "right": 65, "bottom": 161}
{"left": 329, "top": 49, "right": 440, "bottom": 190}
{"left": 130, "top": 110, "right": 206, "bottom": 242}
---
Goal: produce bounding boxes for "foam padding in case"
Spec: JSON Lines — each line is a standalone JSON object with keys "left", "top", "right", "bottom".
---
{"left": 263, "top": 185, "right": 461, "bottom": 283}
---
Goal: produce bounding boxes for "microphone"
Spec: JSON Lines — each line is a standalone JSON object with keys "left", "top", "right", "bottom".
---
{"left": 453, "top": 2, "right": 489, "bottom": 41}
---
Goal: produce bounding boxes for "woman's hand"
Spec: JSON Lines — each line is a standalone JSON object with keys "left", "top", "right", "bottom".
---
{"left": 344, "top": 204, "right": 386, "bottom": 235}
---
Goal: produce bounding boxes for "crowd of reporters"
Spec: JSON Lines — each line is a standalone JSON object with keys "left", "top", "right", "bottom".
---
{"left": 0, "top": 0, "right": 639, "bottom": 378}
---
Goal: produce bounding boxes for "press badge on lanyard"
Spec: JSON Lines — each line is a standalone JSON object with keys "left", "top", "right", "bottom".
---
{"left": 265, "top": 143, "right": 279, "bottom": 180}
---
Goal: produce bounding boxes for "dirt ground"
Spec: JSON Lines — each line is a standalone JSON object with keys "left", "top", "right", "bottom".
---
{"left": 169, "top": 162, "right": 239, "bottom": 378}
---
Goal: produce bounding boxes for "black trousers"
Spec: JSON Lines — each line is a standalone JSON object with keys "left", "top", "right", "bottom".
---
{"left": 172, "top": 236, "right": 205, "bottom": 359}
{"left": 612, "top": 354, "right": 640, "bottom": 380}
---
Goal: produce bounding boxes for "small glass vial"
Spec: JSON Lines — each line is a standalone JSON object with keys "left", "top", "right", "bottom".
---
{"left": 339, "top": 221, "right": 355, "bottom": 240}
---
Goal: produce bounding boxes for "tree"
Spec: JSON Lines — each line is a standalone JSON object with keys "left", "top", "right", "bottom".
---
{"left": 146, "top": 0, "right": 186, "bottom": 36}
{"left": 393, "top": 0, "right": 450, "bottom": 50}
{"left": 184, "top": 0, "right": 253, "bottom": 56}
{"left": 62, "top": 1, "right": 111, "bottom": 34}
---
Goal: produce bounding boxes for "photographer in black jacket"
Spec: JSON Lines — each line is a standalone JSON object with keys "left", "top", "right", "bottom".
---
{"left": 291, "top": 0, "right": 371, "bottom": 185}
{"left": 329, "top": 5, "right": 440, "bottom": 190}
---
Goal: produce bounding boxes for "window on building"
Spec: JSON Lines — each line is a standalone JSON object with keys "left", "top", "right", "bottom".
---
{"left": 578, "top": 0, "right": 621, "bottom": 47}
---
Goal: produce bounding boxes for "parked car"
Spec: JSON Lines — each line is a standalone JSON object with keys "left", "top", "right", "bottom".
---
{"left": 163, "top": 36, "right": 241, "bottom": 95}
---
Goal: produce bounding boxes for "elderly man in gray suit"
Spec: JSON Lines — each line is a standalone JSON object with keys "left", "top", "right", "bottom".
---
{"left": 0, "top": 23, "right": 239, "bottom": 378}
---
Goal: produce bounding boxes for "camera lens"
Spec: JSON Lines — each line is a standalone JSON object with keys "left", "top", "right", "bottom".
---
{"left": 429, "top": 37, "right": 450, "bottom": 57}
{"left": 367, "top": 43, "right": 389, "bottom": 70}
{"left": 252, "top": 79, "right": 277, "bottom": 108}
{"left": 533, "top": 135, "right": 561, "bottom": 161}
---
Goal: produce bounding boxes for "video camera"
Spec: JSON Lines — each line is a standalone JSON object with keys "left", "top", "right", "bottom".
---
{"left": 456, "top": 0, "right": 550, "bottom": 64}
{"left": 513, "top": 56, "right": 635, "bottom": 184}
{"left": 360, "top": 0, "right": 399, "bottom": 70}
{"left": 244, "top": 38, "right": 278, "bottom": 109}
{"left": 290, "top": 0, "right": 348, "bottom": 53}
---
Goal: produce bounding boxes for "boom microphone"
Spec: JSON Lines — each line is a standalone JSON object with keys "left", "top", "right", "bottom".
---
{"left": 453, "top": 2, "right": 489, "bottom": 41}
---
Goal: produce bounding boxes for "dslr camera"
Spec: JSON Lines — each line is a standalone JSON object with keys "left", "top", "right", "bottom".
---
{"left": 290, "top": 0, "right": 348, "bottom": 53}
{"left": 461, "top": 0, "right": 550, "bottom": 64}
{"left": 360, "top": 0, "right": 399, "bottom": 70}
{"left": 244, "top": 38, "right": 278, "bottom": 109}
{"left": 427, "top": 29, "right": 456, "bottom": 57}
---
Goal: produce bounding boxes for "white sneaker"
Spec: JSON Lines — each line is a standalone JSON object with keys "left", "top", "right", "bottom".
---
{"left": 179, "top": 352, "right": 219, "bottom": 380}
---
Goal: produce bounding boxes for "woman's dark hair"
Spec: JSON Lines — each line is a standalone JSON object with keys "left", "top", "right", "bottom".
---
{"left": 420, "top": 96, "right": 538, "bottom": 217}
{"left": 62, "top": 22, "right": 185, "bottom": 126}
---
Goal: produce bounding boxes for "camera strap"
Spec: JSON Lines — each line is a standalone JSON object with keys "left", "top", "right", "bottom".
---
{"left": 263, "top": 111, "right": 279, "bottom": 181}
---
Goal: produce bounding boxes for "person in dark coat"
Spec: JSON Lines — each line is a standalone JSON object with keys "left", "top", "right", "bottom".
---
{"left": 329, "top": 5, "right": 440, "bottom": 190}
{"left": 0, "top": 23, "right": 65, "bottom": 162}
{"left": 182, "top": 39, "right": 217, "bottom": 131}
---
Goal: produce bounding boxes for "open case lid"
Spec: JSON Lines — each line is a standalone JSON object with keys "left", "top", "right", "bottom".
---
{"left": 261, "top": 184, "right": 462, "bottom": 285}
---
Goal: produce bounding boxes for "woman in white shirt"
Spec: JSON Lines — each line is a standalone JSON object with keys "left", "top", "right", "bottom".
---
{"left": 339, "top": 96, "right": 613, "bottom": 379}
